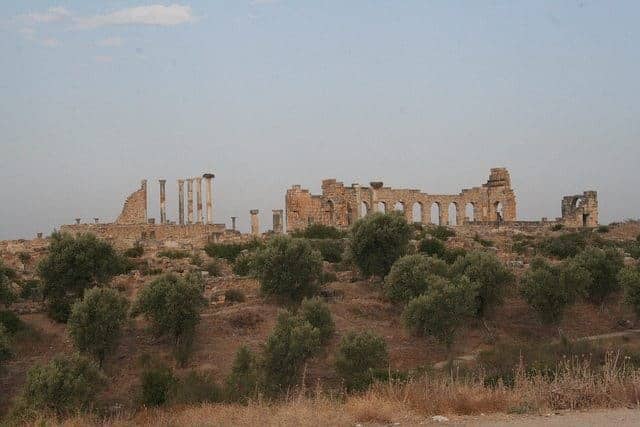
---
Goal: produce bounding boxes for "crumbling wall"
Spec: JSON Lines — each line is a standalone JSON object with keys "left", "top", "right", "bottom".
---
{"left": 561, "top": 191, "right": 598, "bottom": 227}
{"left": 115, "top": 180, "right": 147, "bottom": 224}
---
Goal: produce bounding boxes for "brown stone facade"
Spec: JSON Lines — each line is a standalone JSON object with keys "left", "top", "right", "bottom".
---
{"left": 560, "top": 191, "right": 599, "bottom": 227}
{"left": 285, "top": 168, "right": 517, "bottom": 231}
{"left": 115, "top": 180, "right": 148, "bottom": 224}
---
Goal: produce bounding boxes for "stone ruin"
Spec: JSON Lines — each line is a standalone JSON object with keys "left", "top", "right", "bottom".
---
{"left": 285, "top": 168, "right": 598, "bottom": 232}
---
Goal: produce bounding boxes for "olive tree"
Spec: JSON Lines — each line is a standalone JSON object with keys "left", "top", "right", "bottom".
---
{"left": 383, "top": 254, "right": 449, "bottom": 303}
{"left": 334, "top": 331, "right": 388, "bottom": 391}
{"left": 619, "top": 266, "right": 640, "bottom": 318}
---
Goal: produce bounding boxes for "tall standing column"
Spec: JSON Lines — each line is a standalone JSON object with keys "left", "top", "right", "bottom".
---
{"left": 159, "top": 179, "right": 167, "bottom": 224}
{"left": 187, "top": 179, "right": 194, "bottom": 224}
{"left": 250, "top": 209, "right": 259, "bottom": 236}
{"left": 203, "top": 173, "right": 214, "bottom": 224}
{"left": 272, "top": 209, "right": 283, "bottom": 234}
{"left": 231, "top": 216, "right": 237, "bottom": 231}
{"left": 178, "top": 179, "right": 185, "bottom": 225}
{"left": 195, "top": 177, "right": 203, "bottom": 223}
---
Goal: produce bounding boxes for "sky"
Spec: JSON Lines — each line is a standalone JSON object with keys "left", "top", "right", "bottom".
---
{"left": 1, "top": 1, "right": 639, "bottom": 239}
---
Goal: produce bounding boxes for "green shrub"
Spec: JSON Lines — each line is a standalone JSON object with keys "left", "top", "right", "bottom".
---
{"left": 473, "top": 233, "right": 494, "bottom": 247}
{"left": 626, "top": 242, "right": 640, "bottom": 260}
{"left": 299, "top": 297, "right": 335, "bottom": 344}
{"left": 123, "top": 244, "right": 144, "bottom": 258}
{"left": 572, "top": 247, "right": 624, "bottom": 304}
{"left": 290, "top": 224, "right": 345, "bottom": 239}
{"left": 537, "top": 232, "right": 586, "bottom": 259}
{"left": 204, "top": 240, "right": 263, "bottom": 262}
{"left": 68, "top": 287, "right": 128, "bottom": 366}
{"left": 403, "top": 276, "right": 477, "bottom": 350}
{"left": 233, "top": 252, "right": 256, "bottom": 276}
{"left": 383, "top": 255, "right": 449, "bottom": 303}
{"left": 224, "top": 346, "right": 258, "bottom": 403}
{"left": 261, "top": 311, "right": 321, "bottom": 396}
{"left": 309, "top": 239, "right": 345, "bottom": 263}
{"left": 0, "top": 310, "right": 24, "bottom": 334}
{"left": 132, "top": 274, "right": 205, "bottom": 364}
{"left": 189, "top": 253, "right": 204, "bottom": 267}
{"left": 418, "top": 238, "right": 446, "bottom": 258}
{"left": 157, "top": 249, "right": 190, "bottom": 259}
{"left": 16, "top": 354, "right": 105, "bottom": 416}
{"left": 321, "top": 270, "right": 338, "bottom": 284}
{"left": 0, "top": 325, "right": 12, "bottom": 364}
{"left": 140, "top": 362, "right": 176, "bottom": 407}
{"left": 205, "top": 259, "right": 223, "bottom": 277}
{"left": 450, "top": 251, "right": 513, "bottom": 318}
{"left": 349, "top": 213, "right": 412, "bottom": 278}
{"left": 20, "top": 279, "right": 42, "bottom": 301}
{"left": 0, "top": 266, "right": 16, "bottom": 306}
{"left": 425, "top": 225, "right": 455, "bottom": 241}
{"left": 253, "top": 236, "right": 323, "bottom": 302}
{"left": 224, "top": 288, "right": 246, "bottom": 303}
{"left": 619, "top": 266, "right": 640, "bottom": 318}
{"left": 174, "top": 370, "right": 222, "bottom": 404}
{"left": 511, "top": 241, "right": 529, "bottom": 255}
{"left": 597, "top": 225, "right": 610, "bottom": 233}
{"left": 334, "top": 331, "right": 388, "bottom": 392}
{"left": 442, "top": 247, "right": 468, "bottom": 264}
{"left": 17, "top": 251, "right": 31, "bottom": 265}
{"left": 551, "top": 223, "right": 564, "bottom": 231}
{"left": 37, "top": 232, "right": 126, "bottom": 322}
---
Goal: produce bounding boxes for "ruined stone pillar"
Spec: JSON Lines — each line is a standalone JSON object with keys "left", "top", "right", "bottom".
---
{"left": 272, "top": 209, "right": 283, "bottom": 234}
{"left": 75, "top": 218, "right": 81, "bottom": 225}
{"left": 203, "top": 173, "right": 214, "bottom": 224}
{"left": 195, "top": 177, "right": 203, "bottom": 223}
{"left": 439, "top": 205, "right": 448, "bottom": 227}
{"left": 354, "top": 183, "right": 362, "bottom": 220}
{"left": 159, "top": 179, "right": 167, "bottom": 224}
{"left": 187, "top": 179, "right": 194, "bottom": 224}
{"left": 231, "top": 216, "right": 237, "bottom": 231}
{"left": 250, "top": 209, "right": 259, "bottom": 236}
{"left": 94, "top": 218, "right": 99, "bottom": 224}
{"left": 178, "top": 179, "right": 185, "bottom": 225}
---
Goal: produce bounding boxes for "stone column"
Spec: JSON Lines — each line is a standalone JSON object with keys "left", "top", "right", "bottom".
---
{"left": 231, "top": 216, "right": 237, "bottom": 231}
{"left": 203, "top": 173, "right": 214, "bottom": 224}
{"left": 195, "top": 177, "right": 203, "bottom": 223}
{"left": 272, "top": 209, "right": 283, "bottom": 234}
{"left": 159, "top": 179, "right": 167, "bottom": 224}
{"left": 75, "top": 218, "right": 81, "bottom": 225}
{"left": 250, "top": 209, "right": 259, "bottom": 236}
{"left": 94, "top": 218, "right": 99, "bottom": 224}
{"left": 187, "top": 179, "right": 194, "bottom": 224}
{"left": 178, "top": 179, "right": 185, "bottom": 225}
{"left": 141, "top": 179, "right": 148, "bottom": 223}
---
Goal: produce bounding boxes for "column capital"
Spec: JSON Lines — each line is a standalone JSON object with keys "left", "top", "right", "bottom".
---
{"left": 250, "top": 209, "right": 259, "bottom": 215}
{"left": 202, "top": 173, "right": 215, "bottom": 179}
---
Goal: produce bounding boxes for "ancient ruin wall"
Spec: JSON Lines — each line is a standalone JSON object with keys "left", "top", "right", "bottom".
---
{"left": 561, "top": 191, "right": 598, "bottom": 227}
{"left": 115, "top": 180, "right": 147, "bottom": 224}
{"left": 285, "top": 168, "right": 517, "bottom": 231}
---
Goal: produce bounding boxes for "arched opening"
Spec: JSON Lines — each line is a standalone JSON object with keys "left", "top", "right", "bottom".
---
{"left": 448, "top": 202, "right": 458, "bottom": 226}
{"left": 412, "top": 202, "right": 423, "bottom": 224}
{"left": 430, "top": 202, "right": 440, "bottom": 225}
{"left": 360, "top": 201, "right": 369, "bottom": 217}
{"left": 377, "top": 201, "right": 387, "bottom": 213}
{"left": 494, "top": 201, "right": 503, "bottom": 222}
{"left": 327, "top": 200, "right": 335, "bottom": 224}
{"left": 394, "top": 201, "right": 404, "bottom": 212}
{"left": 465, "top": 203, "right": 475, "bottom": 223}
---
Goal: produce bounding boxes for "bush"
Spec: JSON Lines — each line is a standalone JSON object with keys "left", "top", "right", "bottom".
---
{"left": 473, "top": 233, "right": 494, "bottom": 247}
{"left": 403, "top": 276, "right": 477, "bottom": 350}
{"left": 537, "top": 232, "right": 586, "bottom": 259}
{"left": 597, "top": 225, "right": 610, "bottom": 233}
{"left": 0, "top": 310, "right": 24, "bottom": 334}
{"left": 519, "top": 259, "right": 586, "bottom": 325}
{"left": 442, "top": 247, "right": 468, "bottom": 264}
{"left": 619, "top": 266, "right": 640, "bottom": 318}
{"left": 20, "top": 279, "right": 42, "bottom": 301}
{"left": 261, "top": 311, "right": 321, "bottom": 396}
{"left": 0, "top": 264, "right": 16, "bottom": 306}
{"left": 205, "top": 259, "right": 223, "bottom": 277}
{"left": 299, "top": 297, "right": 335, "bottom": 344}
{"left": 174, "top": 370, "right": 222, "bottom": 404}
{"left": 37, "top": 232, "right": 126, "bottom": 322}
{"left": 233, "top": 252, "right": 256, "bottom": 276}
{"left": 253, "top": 236, "right": 323, "bottom": 302}
{"left": 450, "top": 251, "right": 513, "bottom": 317}
{"left": 309, "top": 239, "right": 345, "bottom": 263}
{"left": 67, "top": 287, "right": 128, "bottom": 366}
{"left": 425, "top": 225, "right": 455, "bottom": 241}
{"left": 572, "top": 247, "right": 624, "bottom": 304}
{"left": 140, "top": 362, "right": 176, "bottom": 407}
{"left": 132, "top": 274, "right": 205, "bottom": 363}
{"left": 204, "top": 240, "right": 263, "bottom": 262}
{"left": 157, "top": 249, "right": 190, "bottom": 259}
{"left": 383, "top": 255, "right": 449, "bottom": 303}
{"left": 321, "top": 270, "right": 338, "bottom": 284}
{"left": 0, "top": 324, "right": 12, "bottom": 364}
{"left": 349, "top": 213, "right": 412, "bottom": 277}
{"left": 189, "top": 253, "right": 204, "bottom": 267}
{"left": 290, "top": 223, "right": 345, "bottom": 239}
{"left": 334, "top": 331, "right": 388, "bottom": 392}
{"left": 418, "top": 238, "right": 446, "bottom": 258}
{"left": 224, "top": 346, "right": 258, "bottom": 403}
{"left": 18, "top": 251, "right": 31, "bottom": 265}
{"left": 123, "top": 244, "right": 144, "bottom": 258}
{"left": 16, "top": 354, "right": 105, "bottom": 416}
{"left": 551, "top": 223, "right": 564, "bottom": 231}
{"left": 224, "top": 288, "right": 246, "bottom": 303}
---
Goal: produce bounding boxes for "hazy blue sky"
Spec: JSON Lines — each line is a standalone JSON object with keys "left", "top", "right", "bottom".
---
{"left": 1, "top": 1, "right": 638, "bottom": 239}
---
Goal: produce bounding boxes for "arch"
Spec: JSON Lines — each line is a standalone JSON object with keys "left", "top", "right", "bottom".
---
{"left": 465, "top": 202, "right": 475, "bottom": 222}
{"left": 327, "top": 200, "right": 335, "bottom": 224}
{"left": 377, "top": 201, "right": 387, "bottom": 213}
{"left": 360, "top": 201, "right": 369, "bottom": 217}
{"left": 394, "top": 201, "right": 404, "bottom": 212}
{"left": 448, "top": 202, "right": 458, "bottom": 226}
{"left": 494, "top": 201, "right": 503, "bottom": 222}
{"left": 412, "top": 202, "right": 423, "bottom": 224}
{"left": 430, "top": 202, "right": 440, "bottom": 225}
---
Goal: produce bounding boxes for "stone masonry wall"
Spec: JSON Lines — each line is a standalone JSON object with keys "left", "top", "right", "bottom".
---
{"left": 115, "top": 180, "right": 147, "bottom": 224}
